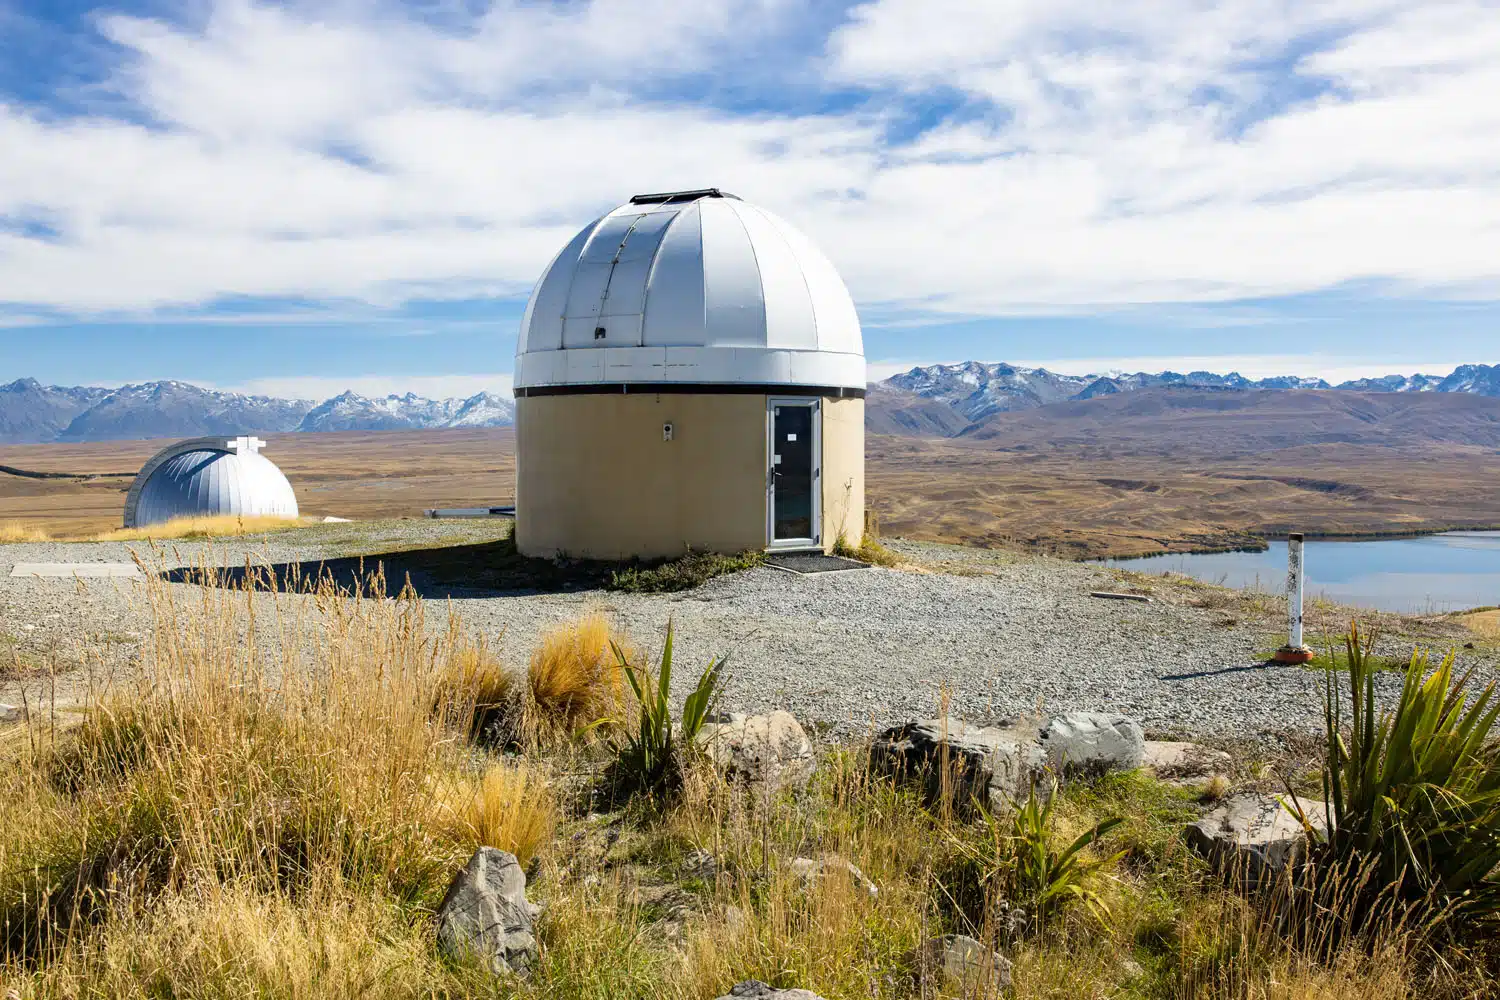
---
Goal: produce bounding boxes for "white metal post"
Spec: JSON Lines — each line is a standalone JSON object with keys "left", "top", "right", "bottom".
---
{"left": 1275, "top": 531, "right": 1313, "bottom": 662}
{"left": 1287, "top": 532, "right": 1304, "bottom": 649}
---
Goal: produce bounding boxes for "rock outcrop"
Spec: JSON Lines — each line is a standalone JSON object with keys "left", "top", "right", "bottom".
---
{"left": 870, "top": 717, "right": 1048, "bottom": 813}
{"left": 1041, "top": 711, "right": 1144, "bottom": 775}
{"left": 698, "top": 711, "right": 815, "bottom": 794}
{"left": 872, "top": 712, "right": 1146, "bottom": 812}
{"left": 435, "top": 848, "right": 540, "bottom": 976}
{"left": 1185, "top": 792, "right": 1328, "bottom": 882}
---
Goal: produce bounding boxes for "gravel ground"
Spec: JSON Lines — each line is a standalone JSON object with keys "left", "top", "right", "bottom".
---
{"left": 2, "top": 522, "right": 1495, "bottom": 741}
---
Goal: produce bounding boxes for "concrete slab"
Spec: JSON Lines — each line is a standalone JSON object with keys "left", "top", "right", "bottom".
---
{"left": 9, "top": 562, "right": 144, "bottom": 580}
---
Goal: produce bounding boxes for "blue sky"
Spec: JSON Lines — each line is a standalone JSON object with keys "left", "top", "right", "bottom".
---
{"left": 2, "top": 0, "right": 1498, "bottom": 399}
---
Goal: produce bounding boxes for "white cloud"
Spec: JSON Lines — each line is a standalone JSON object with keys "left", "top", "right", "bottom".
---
{"left": 223, "top": 373, "right": 515, "bottom": 401}
{"left": 0, "top": 0, "right": 1498, "bottom": 318}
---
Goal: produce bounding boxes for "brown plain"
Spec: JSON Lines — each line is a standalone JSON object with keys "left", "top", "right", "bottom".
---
{"left": 0, "top": 428, "right": 517, "bottom": 536}
{"left": 5, "top": 385, "right": 1500, "bottom": 558}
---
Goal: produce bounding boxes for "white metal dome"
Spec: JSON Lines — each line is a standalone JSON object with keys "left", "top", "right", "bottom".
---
{"left": 514, "top": 189, "right": 864, "bottom": 391}
{"left": 123, "top": 437, "right": 299, "bottom": 528}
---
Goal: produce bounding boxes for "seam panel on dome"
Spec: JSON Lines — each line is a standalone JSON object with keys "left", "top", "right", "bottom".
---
{"left": 521, "top": 219, "right": 597, "bottom": 354}
{"left": 641, "top": 202, "right": 707, "bottom": 347}
{"left": 700, "top": 197, "right": 766, "bottom": 348}
{"left": 755, "top": 208, "right": 863, "bottom": 357}
{"left": 728, "top": 200, "right": 817, "bottom": 351}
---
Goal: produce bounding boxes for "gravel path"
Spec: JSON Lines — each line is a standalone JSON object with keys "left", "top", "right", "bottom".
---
{"left": 2, "top": 522, "right": 1494, "bottom": 741}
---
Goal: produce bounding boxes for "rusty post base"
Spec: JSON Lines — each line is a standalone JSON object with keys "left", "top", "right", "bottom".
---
{"left": 1273, "top": 645, "right": 1314, "bottom": 664}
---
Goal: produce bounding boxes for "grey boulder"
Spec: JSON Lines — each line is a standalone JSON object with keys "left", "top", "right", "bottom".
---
{"left": 870, "top": 717, "right": 1046, "bottom": 813}
{"left": 1186, "top": 792, "right": 1328, "bottom": 882}
{"left": 698, "top": 711, "right": 815, "bottom": 794}
{"left": 716, "top": 982, "right": 826, "bottom": 1000}
{"left": 436, "top": 847, "right": 540, "bottom": 976}
{"left": 912, "top": 934, "right": 1013, "bottom": 996}
{"left": 1041, "top": 711, "right": 1144, "bottom": 776}
{"left": 0, "top": 703, "right": 18, "bottom": 724}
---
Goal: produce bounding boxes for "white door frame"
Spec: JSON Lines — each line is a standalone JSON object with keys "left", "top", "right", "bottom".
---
{"left": 766, "top": 397, "right": 822, "bottom": 550}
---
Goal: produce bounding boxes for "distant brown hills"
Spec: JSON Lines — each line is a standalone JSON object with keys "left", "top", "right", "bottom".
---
{"left": 865, "top": 385, "right": 1500, "bottom": 558}
{"left": 946, "top": 385, "right": 1500, "bottom": 454}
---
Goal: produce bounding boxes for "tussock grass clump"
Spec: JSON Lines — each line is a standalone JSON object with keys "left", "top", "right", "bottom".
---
{"left": 529, "top": 612, "right": 627, "bottom": 738}
{"left": 434, "top": 612, "right": 630, "bottom": 748}
{"left": 432, "top": 763, "right": 556, "bottom": 866}
{"left": 434, "top": 631, "right": 519, "bottom": 741}
{"left": 94, "top": 514, "right": 309, "bottom": 542}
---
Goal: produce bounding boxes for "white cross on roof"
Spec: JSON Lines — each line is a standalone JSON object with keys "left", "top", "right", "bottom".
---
{"left": 226, "top": 436, "right": 266, "bottom": 455}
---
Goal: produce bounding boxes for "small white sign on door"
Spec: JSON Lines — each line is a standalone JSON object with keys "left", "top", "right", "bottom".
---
{"left": 787, "top": 433, "right": 797, "bottom": 441}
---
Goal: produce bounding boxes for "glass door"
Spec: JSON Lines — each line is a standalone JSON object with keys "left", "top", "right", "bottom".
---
{"left": 768, "top": 399, "right": 820, "bottom": 548}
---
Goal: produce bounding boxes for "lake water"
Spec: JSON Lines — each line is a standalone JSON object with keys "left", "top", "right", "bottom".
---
{"left": 1101, "top": 531, "right": 1500, "bottom": 614}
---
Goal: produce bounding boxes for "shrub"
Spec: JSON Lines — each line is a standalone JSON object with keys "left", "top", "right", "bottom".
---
{"left": 608, "top": 551, "right": 764, "bottom": 593}
{"left": 609, "top": 623, "right": 724, "bottom": 796}
{"left": 1288, "top": 623, "right": 1500, "bottom": 942}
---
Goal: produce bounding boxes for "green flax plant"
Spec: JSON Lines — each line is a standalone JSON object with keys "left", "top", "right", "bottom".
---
{"left": 946, "top": 777, "right": 1123, "bottom": 933}
{"left": 1286, "top": 623, "right": 1500, "bottom": 943}
{"left": 609, "top": 622, "right": 724, "bottom": 796}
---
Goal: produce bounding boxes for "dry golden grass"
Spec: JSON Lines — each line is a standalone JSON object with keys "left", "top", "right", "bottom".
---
{"left": 435, "top": 633, "right": 520, "bottom": 736}
{"left": 14, "top": 881, "right": 475, "bottom": 998}
{"left": 432, "top": 763, "right": 557, "bottom": 866}
{"left": 93, "top": 513, "right": 310, "bottom": 541}
{"left": 526, "top": 612, "right": 627, "bottom": 738}
{"left": 1459, "top": 609, "right": 1500, "bottom": 640}
{"left": 0, "top": 562, "right": 556, "bottom": 988}
{"left": 0, "top": 519, "right": 50, "bottom": 542}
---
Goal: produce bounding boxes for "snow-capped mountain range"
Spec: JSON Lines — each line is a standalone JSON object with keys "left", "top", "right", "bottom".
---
{"left": 0, "top": 378, "right": 515, "bottom": 444}
{"left": 872, "top": 362, "right": 1500, "bottom": 424}
{"left": 3, "top": 362, "right": 1497, "bottom": 444}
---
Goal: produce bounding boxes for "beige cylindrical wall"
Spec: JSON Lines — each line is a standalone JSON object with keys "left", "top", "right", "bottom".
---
{"left": 515, "top": 392, "right": 864, "bottom": 560}
{"left": 820, "top": 396, "right": 865, "bottom": 550}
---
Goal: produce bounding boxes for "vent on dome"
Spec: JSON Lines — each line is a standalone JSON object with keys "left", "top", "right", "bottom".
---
{"left": 628, "top": 188, "right": 737, "bottom": 205}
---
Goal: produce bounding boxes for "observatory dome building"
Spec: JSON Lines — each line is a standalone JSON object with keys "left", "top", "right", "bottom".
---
{"left": 124, "top": 436, "right": 299, "bottom": 528}
{"left": 513, "top": 188, "right": 865, "bottom": 560}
